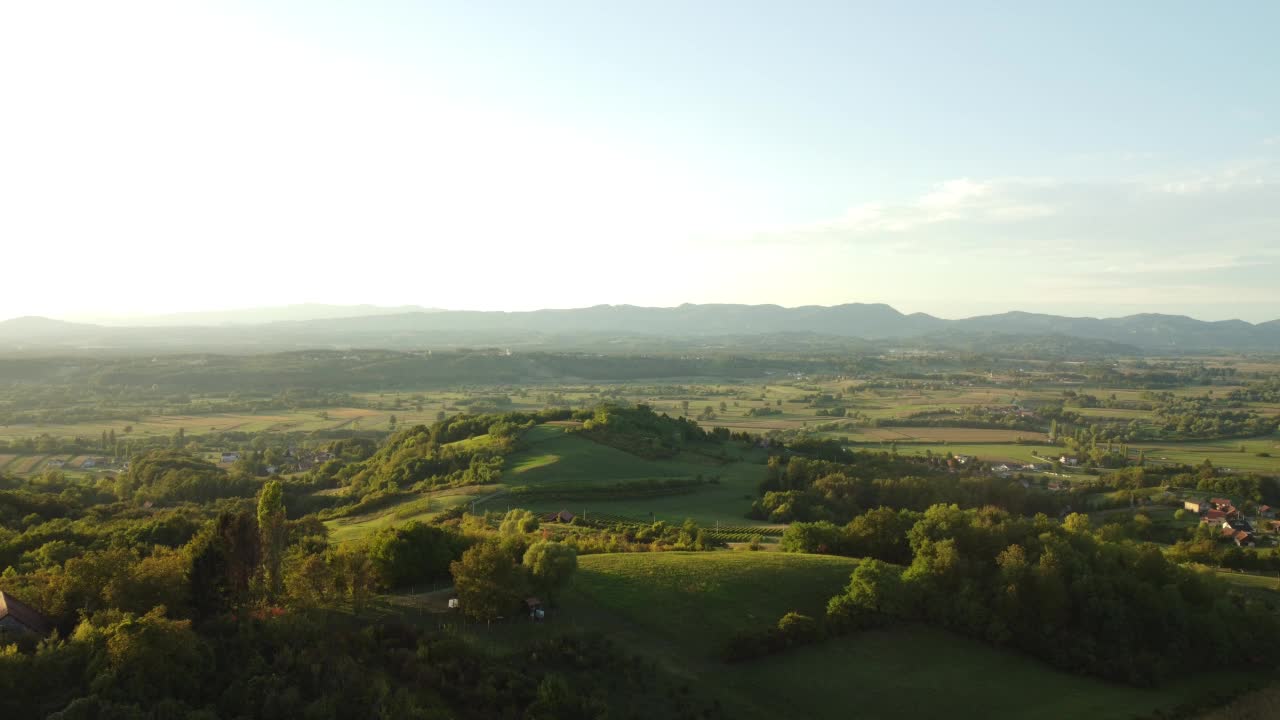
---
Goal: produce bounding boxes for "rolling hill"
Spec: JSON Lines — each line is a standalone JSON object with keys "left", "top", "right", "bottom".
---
{"left": 546, "top": 552, "right": 1260, "bottom": 720}
{"left": 2, "top": 302, "right": 1278, "bottom": 352}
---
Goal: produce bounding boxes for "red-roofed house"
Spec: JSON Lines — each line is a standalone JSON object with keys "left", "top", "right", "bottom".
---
{"left": 1257, "top": 505, "right": 1275, "bottom": 519}
{"left": 1202, "top": 509, "right": 1228, "bottom": 524}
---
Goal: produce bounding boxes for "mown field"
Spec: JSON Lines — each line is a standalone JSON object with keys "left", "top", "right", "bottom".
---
{"left": 506, "top": 429, "right": 775, "bottom": 526}
{"left": 885, "top": 442, "right": 1052, "bottom": 464}
{"left": 0, "top": 406, "right": 439, "bottom": 440}
{"left": 479, "top": 552, "right": 1267, "bottom": 720}
{"left": 1131, "top": 437, "right": 1280, "bottom": 474}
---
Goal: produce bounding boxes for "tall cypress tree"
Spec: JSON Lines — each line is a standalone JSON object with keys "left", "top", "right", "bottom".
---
{"left": 257, "top": 480, "right": 286, "bottom": 599}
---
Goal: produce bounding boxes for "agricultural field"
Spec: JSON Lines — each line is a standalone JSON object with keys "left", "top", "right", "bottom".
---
{"left": 885, "top": 443, "right": 1053, "bottom": 464}
{"left": 0, "top": 407, "right": 436, "bottom": 441}
{"left": 847, "top": 427, "right": 1048, "bottom": 443}
{"left": 10, "top": 454, "right": 48, "bottom": 474}
{"left": 1130, "top": 437, "right": 1280, "bottom": 474}
{"left": 324, "top": 487, "right": 491, "bottom": 544}
{"left": 466, "top": 552, "right": 1265, "bottom": 720}
{"left": 4, "top": 354, "right": 1279, "bottom": 479}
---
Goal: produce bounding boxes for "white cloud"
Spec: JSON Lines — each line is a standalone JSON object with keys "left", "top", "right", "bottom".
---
{"left": 730, "top": 162, "right": 1280, "bottom": 320}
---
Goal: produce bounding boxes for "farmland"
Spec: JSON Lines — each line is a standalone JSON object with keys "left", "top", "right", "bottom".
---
{"left": 4, "top": 352, "right": 1280, "bottom": 479}
{"left": 3, "top": 345, "right": 1280, "bottom": 717}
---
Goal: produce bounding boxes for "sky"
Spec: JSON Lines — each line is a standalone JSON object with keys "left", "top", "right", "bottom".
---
{"left": 2, "top": 0, "right": 1278, "bottom": 322}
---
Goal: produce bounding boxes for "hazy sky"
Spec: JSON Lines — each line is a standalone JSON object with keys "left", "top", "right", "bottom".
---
{"left": 2, "top": 1, "right": 1278, "bottom": 322}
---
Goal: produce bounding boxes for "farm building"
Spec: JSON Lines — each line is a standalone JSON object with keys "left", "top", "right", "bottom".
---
{"left": 1221, "top": 528, "right": 1256, "bottom": 547}
{"left": 1202, "top": 509, "right": 1228, "bottom": 524}
{"left": 0, "top": 590, "right": 50, "bottom": 637}
{"left": 550, "top": 510, "right": 576, "bottom": 523}
{"left": 1258, "top": 505, "right": 1275, "bottom": 519}
{"left": 222, "top": 452, "right": 240, "bottom": 463}
{"left": 1058, "top": 456, "right": 1078, "bottom": 466}
{"left": 1183, "top": 499, "right": 1206, "bottom": 514}
{"left": 1223, "top": 519, "right": 1255, "bottom": 534}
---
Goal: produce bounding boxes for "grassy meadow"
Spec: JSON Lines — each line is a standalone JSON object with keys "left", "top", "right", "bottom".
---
{"left": 433, "top": 551, "right": 1267, "bottom": 720}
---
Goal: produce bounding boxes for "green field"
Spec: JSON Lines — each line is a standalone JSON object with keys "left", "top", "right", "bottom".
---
{"left": 503, "top": 428, "right": 776, "bottom": 526}
{"left": 1216, "top": 569, "right": 1280, "bottom": 593}
{"left": 878, "top": 442, "right": 1051, "bottom": 463}
{"left": 523, "top": 552, "right": 1263, "bottom": 720}
{"left": 0, "top": 406, "right": 448, "bottom": 441}
{"left": 570, "top": 552, "right": 860, "bottom": 647}
{"left": 1132, "top": 436, "right": 1280, "bottom": 474}
{"left": 324, "top": 428, "right": 777, "bottom": 543}
{"left": 323, "top": 487, "right": 492, "bottom": 543}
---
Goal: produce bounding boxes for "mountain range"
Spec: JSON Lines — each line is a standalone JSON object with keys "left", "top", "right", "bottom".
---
{"left": 1, "top": 303, "right": 1278, "bottom": 354}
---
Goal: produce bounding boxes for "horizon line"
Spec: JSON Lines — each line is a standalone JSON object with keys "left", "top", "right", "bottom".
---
{"left": 2, "top": 301, "right": 1277, "bottom": 327}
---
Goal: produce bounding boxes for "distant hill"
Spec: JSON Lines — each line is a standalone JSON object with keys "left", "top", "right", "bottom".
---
{"left": 2, "top": 303, "right": 1278, "bottom": 354}
{"left": 63, "top": 303, "right": 442, "bottom": 327}
{"left": 0, "top": 316, "right": 100, "bottom": 340}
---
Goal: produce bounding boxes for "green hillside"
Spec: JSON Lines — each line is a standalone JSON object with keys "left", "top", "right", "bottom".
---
{"left": 548, "top": 552, "right": 1265, "bottom": 720}
{"left": 502, "top": 426, "right": 774, "bottom": 526}
{"left": 571, "top": 552, "right": 858, "bottom": 647}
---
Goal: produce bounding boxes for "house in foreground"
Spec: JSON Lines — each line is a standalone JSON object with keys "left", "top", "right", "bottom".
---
{"left": 0, "top": 590, "right": 51, "bottom": 638}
